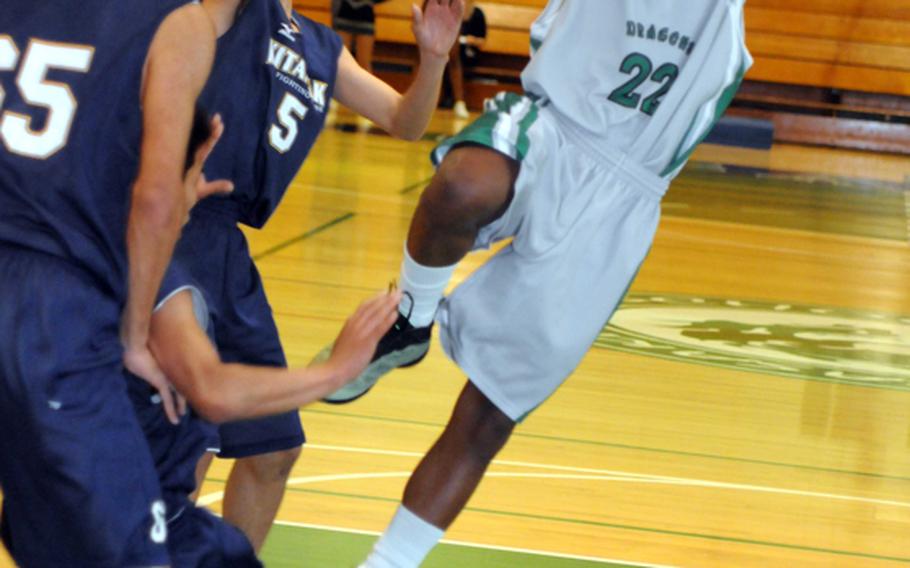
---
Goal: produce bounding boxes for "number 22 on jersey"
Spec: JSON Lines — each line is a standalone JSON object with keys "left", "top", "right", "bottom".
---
{"left": 608, "top": 52, "right": 679, "bottom": 116}
{"left": 0, "top": 36, "right": 93, "bottom": 160}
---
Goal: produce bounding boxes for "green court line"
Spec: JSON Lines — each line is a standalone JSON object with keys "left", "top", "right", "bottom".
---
{"left": 398, "top": 175, "right": 434, "bottom": 195}
{"left": 301, "top": 408, "right": 910, "bottom": 483}
{"left": 261, "top": 523, "right": 630, "bottom": 568}
{"left": 252, "top": 212, "right": 355, "bottom": 261}
{"left": 239, "top": 484, "right": 910, "bottom": 564}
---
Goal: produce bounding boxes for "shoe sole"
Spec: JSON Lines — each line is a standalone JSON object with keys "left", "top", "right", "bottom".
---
{"left": 322, "top": 341, "right": 431, "bottom": 404}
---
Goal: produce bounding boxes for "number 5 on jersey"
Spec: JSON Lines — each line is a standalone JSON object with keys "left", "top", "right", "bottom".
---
{"left": 0, "top": 36, "right": 94, "bottom": 159}
{"left": 269, "top": 93, "right": 308, "bottom": 154}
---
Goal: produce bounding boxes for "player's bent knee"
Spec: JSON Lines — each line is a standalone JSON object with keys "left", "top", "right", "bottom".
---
{"left": 238, "top": 445, "right": 302, "bottom": 481}
{"left": 427, "top": 146, "right": 517, "bottom": 228}
{"left": 467, "top": 413, "right": 514, "bottom": 464}
{"left": 453, "top": 396, "right": 514, "bottom": 464}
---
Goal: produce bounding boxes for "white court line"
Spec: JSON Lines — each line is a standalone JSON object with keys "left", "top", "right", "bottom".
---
{"left": 302, "top": 444, "right": 910, "bottom": 510}
{"left": 198, "top": 447, "right": 910, "bottom": 513}
{"left": 195, "top": 445, "right": 909, "bottom": 566}
{"left": 273, "top": 519, "right": 677, "bottom": 568}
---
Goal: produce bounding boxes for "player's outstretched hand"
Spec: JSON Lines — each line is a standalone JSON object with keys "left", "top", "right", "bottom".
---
{"left": 123, "top": 343, "right": 187, "bottom": 425}
{"left": 412, "top": 0, "right": 465, "bottom": 59}
{"left": 327, "top": 290, "right": 402, "bottom": 382}
{"left": 184, "top": 113, "right": 234, "bottom": 218}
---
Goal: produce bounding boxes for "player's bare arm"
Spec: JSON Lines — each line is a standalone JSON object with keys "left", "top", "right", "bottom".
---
{"left": 148, "top": 290, "right": 401, "bottom": 424}
{"left": 334, "top": 0, "right": 464, "bottom": 140}
{"left": 122, "top": 4, "right": 216, "bottom": 425}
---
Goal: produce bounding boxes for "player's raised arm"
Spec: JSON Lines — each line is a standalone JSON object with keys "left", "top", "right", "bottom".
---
{"left": 148, "top": 290, "right": 402, "bottom": 424}
{"left": 333, "top": 0, "right": 464, "bottom": 141}
{"left": 122, "top": 4, "right": 217, "bottom": 424}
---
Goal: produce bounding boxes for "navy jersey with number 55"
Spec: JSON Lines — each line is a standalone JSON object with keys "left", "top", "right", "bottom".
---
{"left": 0, "top": 0, "right": 192, "bottom": 299}
{"left": 197, "top": 0, "right": 343, "bottom": 228}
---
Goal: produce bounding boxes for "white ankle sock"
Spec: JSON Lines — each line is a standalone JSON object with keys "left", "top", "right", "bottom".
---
{"left": 398, "top": 245, "right": 456, "bottom": 327}
{"left": 360, "top": 506, "right": 444, "bottom": 568}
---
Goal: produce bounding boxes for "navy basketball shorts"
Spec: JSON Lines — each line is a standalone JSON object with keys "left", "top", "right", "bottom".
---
{"left": 0, "top": 246, "right": 168, "bottom": 567}
{"left": 166, "top": 500, "right": 262, "bottom": 567}
{"left": 175, "top": 211, "right": 305, "bottom": 458}
{"left": 128, "top": 372, "right": 259, "bottom": 567}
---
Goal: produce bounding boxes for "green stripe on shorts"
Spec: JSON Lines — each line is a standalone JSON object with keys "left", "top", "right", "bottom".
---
{"left": 432, "top": 92, "right": 540, "bottom": 166}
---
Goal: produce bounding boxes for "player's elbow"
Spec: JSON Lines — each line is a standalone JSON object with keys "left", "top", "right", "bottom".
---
{"left": 193, "top": 394, "right": 235, "bottom": 425}
{"left": 183, "top": 358, "right": 240, "bottom": 424}
{"left": 390, "top": 123, "right": 424, "bottom": 142}
{"left": 130, "top": 180, "right": 184, "bottom": 231}
{"left": 388, "top": 106, "right": 426, "bottom": 141}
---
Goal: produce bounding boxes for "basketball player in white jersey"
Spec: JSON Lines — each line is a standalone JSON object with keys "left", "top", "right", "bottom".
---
{"left": 327, "top": 1, "right": 752, "bottom": 565}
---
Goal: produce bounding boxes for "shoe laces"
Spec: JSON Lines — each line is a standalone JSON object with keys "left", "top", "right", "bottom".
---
{"left": 400, "top": 290, "right": 415, "bottom": 325}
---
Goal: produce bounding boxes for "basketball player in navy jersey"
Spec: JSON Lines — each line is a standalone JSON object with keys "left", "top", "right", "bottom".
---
{"left": 127, "top": 259, "right": 399, "bottom": 566}
{"left": 170, "top": 0, "right": 464, "bottom": 550}
{"left": 0, "top": 2, "right": 224, "bottom": 566}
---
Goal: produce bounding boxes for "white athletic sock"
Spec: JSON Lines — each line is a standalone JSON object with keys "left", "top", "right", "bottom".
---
{"left": 398, "top": 245, "right": 456, "bottom": 328}
{"left": 360, "top": 506, "right": 444, "bottom": 568}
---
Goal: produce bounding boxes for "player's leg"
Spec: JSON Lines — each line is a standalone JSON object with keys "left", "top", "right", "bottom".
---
{"left": 448, "top": 43, "right": 468, "bottom": 118}
{"left": 361, "top": 381, "right": 512, "bottom": 568}
{"left": 322, "top": 145, "right": 517, "bottom": 404}
{"left": 337, "top": 30, "right": 354, "bottom": 52}
{"left": 222, "top": 445, "right": 302, "bottom": 551}
{"left": 174, "top": 217, "right": 304, "bottom": 552}
{"left": 190, "top": 450, "right": 215, "bottom": 502}
{"left": 354, "top": 33, "right": 376, "bottom": 74}
{"left": 168, "top": 505, "right": 261, "bottom": 567}
{"left": 402, "top": 381, "right": 513, "bottom": 527}
{"left": 361, "top": 104, "right": 665, "bottom": 566}
{"left": 323, "top": 93, "right": 532, "bottom": 404}
{"left": 408, "top": 145, "right": 517, "bottom": 268}
{"left": 215, "top": 305, "right": 303, "bottom": 552}
{"left": 209, "top": 227, "right": 304, "bottom": 552}
{"left": 0, "top": 249, "right": 169, "bottom": 567}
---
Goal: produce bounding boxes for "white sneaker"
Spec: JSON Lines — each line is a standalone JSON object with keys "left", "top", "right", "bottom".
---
{"left": 453, "top": 100, "right": 470, "bottom": 119}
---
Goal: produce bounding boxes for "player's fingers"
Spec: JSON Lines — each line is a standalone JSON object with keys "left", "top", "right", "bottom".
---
{"left": 350, "top": 294, "right": 386, "bottom": 328}
{"left": 359, "top": 290, "right": 400, "bottom": 321}
{"left": 198, "top": 178, "right": 235, "bottom": 199}
{"left": 411, "top": 4, "right": 423, "bottom": 28}
{"left": 195, "top": 114, "right": 225, "bottom": 166}
{"left": 157, "top": 383, "right": 181, "bottom": 425}
{"left": 210, "top": 113, "right": 224, "bottom": 138}
{"left": 176, "top": 390, "right": 187, "bottom": 418}
{"left": 375, "top": 298, "right": 400, "bottom": 335}
{"left": 361, "top": 291, "right": 402, "bottom": 334}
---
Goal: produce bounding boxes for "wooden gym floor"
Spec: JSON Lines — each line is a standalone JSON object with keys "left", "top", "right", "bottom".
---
{"left": 2, "top": 109, "right": 910, "bottom": 567}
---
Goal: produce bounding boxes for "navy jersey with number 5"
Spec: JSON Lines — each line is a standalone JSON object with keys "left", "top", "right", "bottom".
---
{"left": 0, "top": 0, "right": 191, "bottom": 299}
{"left": 196, "top": 0, "right": 343, "bottom": 227}
{"left": 170, "top": 0, "right": 343, "bottom": 461}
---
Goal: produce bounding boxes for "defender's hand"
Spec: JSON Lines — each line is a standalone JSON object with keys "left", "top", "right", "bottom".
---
{"left": 327, "top": 291, "right": 402, "bottom": 382}
{"left": 123, "top": 342, "right": 187, "bottom": 425}
{"left": 412, "top": 0, "right": 465, "bottom": 59}
{"left": 184, "top": 113, "right": 233, "bottom": 218}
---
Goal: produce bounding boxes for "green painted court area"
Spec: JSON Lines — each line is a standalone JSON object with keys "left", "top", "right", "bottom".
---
{"left": 261, "top": 524, "right": 634, "bottom": 568}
